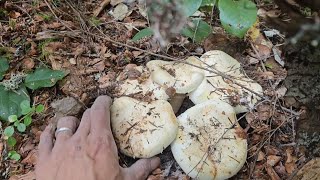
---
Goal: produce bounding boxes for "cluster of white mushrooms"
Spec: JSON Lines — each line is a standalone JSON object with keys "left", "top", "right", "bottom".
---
{"left": 110, "top": 50, "right": 263, "bottom": 179}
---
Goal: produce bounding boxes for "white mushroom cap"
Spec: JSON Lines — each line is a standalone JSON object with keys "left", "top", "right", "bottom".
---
{"left": 200, "top": 50, "right": 243, "bottom": 77}
{"left": 171, "top": 100, "right": 247, "bottom": 180}
{"left": 189, "top": 50, "right": 263, "bottom": 113}
{"left": 189, "top": 77, "right": 263, "bottom": 113}
{"left": 147, "top": 57, "right": 204, "bottom": 94}
{"left": 111, "top": 96, "right": 178, "bottom": 158}
{"left": 116, "top": 65, "right": 170, "bottom": 101}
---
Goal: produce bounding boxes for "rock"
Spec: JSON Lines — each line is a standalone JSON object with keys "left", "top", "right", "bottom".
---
{"left": 51, "top": 97, "right": 83, "bottom": 117}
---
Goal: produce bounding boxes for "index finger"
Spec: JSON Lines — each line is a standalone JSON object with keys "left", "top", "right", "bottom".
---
{"left": 90, "top": 95, "right": 112, "bottom": 135}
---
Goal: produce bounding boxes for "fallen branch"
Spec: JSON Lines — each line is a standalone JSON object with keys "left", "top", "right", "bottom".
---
{"left": 93, "top": 0, "right": 111, "bottom": 17}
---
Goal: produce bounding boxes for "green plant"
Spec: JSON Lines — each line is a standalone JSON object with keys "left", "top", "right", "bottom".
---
{"left": 38, "top": 12, "right": 53, "bottom": 21}
{"left": 0, "top": 56, "right": 9, "bottom": 80}
{"left": 8, "top": 18, "right": 16, "bottom": 30}
{"left": 3, "top": 100, "right": 44, "bottom": 160}
{"left": 132, "top": 0, "right": 257, "bottom": 42}
{"left": 0, "top": 56, "right": 64, "bottom": 160}
{"left": 38, "top": 38, "right": 56, "bottom": 60}
{"left": 0, "top": 67, "right": 66, "bottom": 121}
{"left": 90, "top": 16, "right": 102, "bottom": 26}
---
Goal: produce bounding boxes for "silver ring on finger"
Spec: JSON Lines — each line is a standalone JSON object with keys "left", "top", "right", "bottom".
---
{"left": 55, "top": 127, "right": 73, "bottom": 137}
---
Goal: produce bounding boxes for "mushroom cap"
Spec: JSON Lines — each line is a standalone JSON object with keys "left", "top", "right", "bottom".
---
{"left": 189, "top": 50, "right": 263, "bottom": 113}
{"left": 189, "top": 77, "right": 263, "bottom": 113}
{"left": 171, "top": 100, "right": 247, "bottom": 179}
{"left": 147, "top": 57, "right": 204, "bottom": 94}
{"left": 116, "top": 65, "right": 170, "bottom": 101}
{"left": 111, "top": 96, "right": 178, "bottom": 158}
{"left": 200, "top": 50, "right": 242, "bottom": 77}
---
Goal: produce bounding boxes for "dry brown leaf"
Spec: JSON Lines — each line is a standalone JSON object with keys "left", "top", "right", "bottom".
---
{"left": 258, "top": 71, "right": 275, "bottom": 80}
{"left": 257, "top": 150, "right": 265, "bottom": 161}
{"left": 21, "top": 150, "right": 38, "bottom": 165}
{"left": 266, "top": 165, "right": 281, "bottom": 180}
{"left": 267, "top": 155, "right": 282, "bottom": 167}
{"left": 274, "top": 162, "right": 287, "bottom": 178}
{"left": 22, "top": 58, "right": 35, "bottom": 70}
{"left": 9, "top": 11, "right": 21, "bottom": 18}
{"left": 9, "top": 171, "right": 36, "bottom": 180}
{"left": 285, "top": 148, "right": 297, "bottom": 174}
{"left": 265, "top": 145, "right": 281, "bottom": 155}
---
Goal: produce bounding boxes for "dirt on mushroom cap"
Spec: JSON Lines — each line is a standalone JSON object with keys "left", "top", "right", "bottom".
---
{"left": 111, "top": 96, "right": 178, "bottom": 158}
{"left": 147, "top": 57, "right": 204, "bottom": 94}
{"left": 189, "top": 50, "right": 263, "bottom": 113}
{"left": 171, "top": 99, "right": 247, "bottom": 179}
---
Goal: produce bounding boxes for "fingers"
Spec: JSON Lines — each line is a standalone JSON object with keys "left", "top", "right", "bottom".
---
{"left": 55, "top": 116, "right": 79, "bottom": 144}
{"left": 90, "top": 96, "right": 112, "bottom": 135}
{"left": 38, "top": 124, "right": 54, "bottom": 158}
{"left": 74, "top": 109, "right": 91, "bottom": 138}
{"left": 124, "top": 157, "right": 160, "bottom": 180}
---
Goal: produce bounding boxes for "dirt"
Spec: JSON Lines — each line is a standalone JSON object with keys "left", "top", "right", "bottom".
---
{"left": 284, "top": 42, "right": 320, "bottom": 157}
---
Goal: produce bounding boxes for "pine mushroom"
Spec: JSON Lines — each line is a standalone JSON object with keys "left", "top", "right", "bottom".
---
{"left": 147, "top": 57, "right": 205, "bottom": 112}
{"left": 189, "top": 50, "right": 263, "bottom": 113}
{"left": 171, "top": 100, "right": 247, "bottom": 179}
{"left": 111, "top": 96, "right": 178, "bottom": 158}
{"left": 115, "top": 64, "right": 170, "bottom": 101}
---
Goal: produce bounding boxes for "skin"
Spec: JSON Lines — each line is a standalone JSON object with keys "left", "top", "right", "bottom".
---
{"left": 36, "top": 96, "right": 160, "bottom": 180}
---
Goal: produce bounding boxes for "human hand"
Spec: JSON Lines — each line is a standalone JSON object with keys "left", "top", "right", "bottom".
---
{"left": 36, "top": 96, "right": 160, "bottom": 180}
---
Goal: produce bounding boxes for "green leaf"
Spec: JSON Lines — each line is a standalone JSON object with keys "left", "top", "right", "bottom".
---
{"left": 4, "top": 126, "right": 14, "bottom": 137}
{"left": 8, "top": 115, "right": 18, "bottom": 123}
{"left": 0, "top": 85, "right": 30, "bottom": 121}
{"left": 35, "top": 104, "right": 45, "bottom": 113}
{"left": 8, "top": 150, "right": 21, "bottom": 161}
{"left": 218, "top": 0, "right": 257, "bottom": 38}
{"left": 14, "top": 120, "right": 19, "bottom": 127}
{"left": 20, "top": 100, "right": 32, "bottom": 115}
{"left": 23, "top": 114, "right": 32, "bottom": 126}
{"left": 7, "top": 136, "right": 16, "bottom": 147}
{"left": 132, "top": 28, "right": 154, "bottom": 41}
{"left": 201, "top": 0, "right": 216, "bottom": 6}
{"left": 24, "top": 68, "right": 66, "bottom": 90}
{"left": 181, "top": 0, "right": 202, "bottom": 17}
{"left": 181, "top": 19, "right": 212, "bottom": 42}
{"left": 0, "top": 56, "right": 9, "bottom": 80}
{"left": 17, "top": 123, "right": 26, "bottom": 132}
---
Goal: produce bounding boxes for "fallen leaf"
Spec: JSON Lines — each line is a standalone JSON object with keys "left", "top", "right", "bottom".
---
{"left": 285, "top": 148, "right": 297, "bottom": 174}
{"left": 266, "top": 165, "right": 281, "bottom": 180}
{"left": 257, "top": 150, "right": 265, "bottom": 161}
{"left": 265, "top": 145, "right": 281, "bottom": 155}
{"left": 267, "top": 155, "right": 282, "bottom": 166}
{"left": 113, "top": 3, "right": 129, "bottom": 21}
{"left": 21, "top": 150, "right": 38, "bottom": 165}
{"left": 22, "top": 58, "right": 35, "bottom": 70}
{"left": 9, "top": 171, "right": 36, "bottom": 180}
{"left": 276, "top": 86, "right": 287, "bottom": 98}
{"left": 111, "top": 0, "right": 123, "bottom": 6}
{"left": 272, "top": 47, "right": 284, "bottom": 67}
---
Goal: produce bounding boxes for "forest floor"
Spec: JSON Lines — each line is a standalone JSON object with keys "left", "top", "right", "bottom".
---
{"left": 0, "top": 0, "right": 319, "bottom": 179}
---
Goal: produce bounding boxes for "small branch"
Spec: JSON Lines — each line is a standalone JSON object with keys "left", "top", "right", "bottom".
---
{"left": 93, "top": 0, "right": 111, "bottom": 17}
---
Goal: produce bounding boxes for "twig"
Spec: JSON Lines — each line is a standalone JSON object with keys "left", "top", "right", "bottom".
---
{"left": 53, "top": 51, "right": 100, "bottom": 58}
{"left": 93, "top": 0, "right": 111, "bottom": 17}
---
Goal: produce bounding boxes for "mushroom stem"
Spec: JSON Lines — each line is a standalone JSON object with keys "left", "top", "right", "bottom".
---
{"left": 169, "top": 93, "right": 186, "bottom": 114}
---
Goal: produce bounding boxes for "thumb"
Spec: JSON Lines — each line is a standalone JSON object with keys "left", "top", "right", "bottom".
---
{"left": 123, "top": 157, "right": 160, "bottom": 180}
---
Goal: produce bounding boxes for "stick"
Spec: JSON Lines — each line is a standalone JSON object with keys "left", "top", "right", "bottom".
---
{"left": 93, "top": 0, "right": 111, "bottom": 17}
